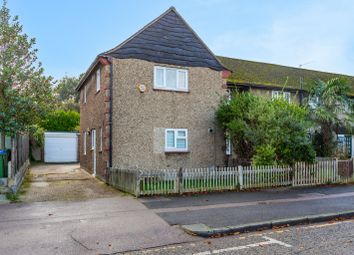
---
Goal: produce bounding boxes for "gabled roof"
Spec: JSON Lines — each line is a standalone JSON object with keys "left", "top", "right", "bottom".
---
{"left": 218, "top": 56, "right": 354, "bottom": 95}
{"left": 104, "top": 7, "right": 225, "bottom": 71}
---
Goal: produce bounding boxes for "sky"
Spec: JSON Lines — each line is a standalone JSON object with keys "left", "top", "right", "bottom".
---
{"left": 7, "top": 0, "right": 354, "bottom": 80}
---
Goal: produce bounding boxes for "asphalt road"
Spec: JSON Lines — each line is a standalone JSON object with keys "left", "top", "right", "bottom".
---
{"left": 141, "top": 185, "right": 354, "bottom": 228}
{"left": 122, "top": 219, "right": 354, "bottom": 255}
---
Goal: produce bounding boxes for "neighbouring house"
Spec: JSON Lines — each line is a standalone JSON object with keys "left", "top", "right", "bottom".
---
{"left": 77, "top": 7, "right": 354, "bottom": 181}
{"left": 219, "top": 56, "right": 354, "bottom": 158}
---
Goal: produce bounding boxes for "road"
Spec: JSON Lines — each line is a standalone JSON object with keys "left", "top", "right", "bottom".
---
{"left": 123, "top": 219, "right": 354, "bottom": 255}
{"left": 141, "top": 185, "right": 354, "bottom": 230}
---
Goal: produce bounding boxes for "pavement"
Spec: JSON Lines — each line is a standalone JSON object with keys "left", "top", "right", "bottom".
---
{"left": 0, "top": 197, "right": 197, "bottom": 255}
{"left": 140, "top": 185, "right": 354, "bottom": 235}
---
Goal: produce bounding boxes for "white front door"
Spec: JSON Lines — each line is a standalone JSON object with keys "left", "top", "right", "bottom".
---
{"left": 91, "top": 129, "right": 96, "bottom": 176}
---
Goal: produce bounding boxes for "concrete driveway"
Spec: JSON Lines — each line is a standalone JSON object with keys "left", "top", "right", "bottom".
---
{"left": 20, "top": 163, "right": 121, "bottom": 202}
{"left": 0, "top": 164, "right": 197, "bottom": 254}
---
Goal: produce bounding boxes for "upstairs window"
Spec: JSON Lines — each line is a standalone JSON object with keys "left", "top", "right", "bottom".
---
{"left": 84, "top": 86, "right": 87, "bottom": 103}
{"left": 272, "top": 91, "right": 291, "bottom": 103}
{"left": 154, "top": 66, "right": 188, "bottom": 91}
{"left": 96, "top": 68, "right": 101, "bottom": 92}
{"left": 165, "top": 129, "right": 188, "bottom": 152}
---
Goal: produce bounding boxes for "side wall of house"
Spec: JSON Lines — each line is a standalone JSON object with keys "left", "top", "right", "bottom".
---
{"left": 79, "top": 62, "right": 111, "bottom": 180}
{"left": 111, "top": 58, "right": 227, "bottom": 169}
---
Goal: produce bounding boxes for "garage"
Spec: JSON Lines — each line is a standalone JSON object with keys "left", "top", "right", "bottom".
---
{"left": 44, "top": 132, "right": 79, "bottom": 163}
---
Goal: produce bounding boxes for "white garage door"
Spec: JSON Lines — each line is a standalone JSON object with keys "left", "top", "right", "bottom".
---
{"left": 44, "top": 132, "right": 78, "bottom": 163}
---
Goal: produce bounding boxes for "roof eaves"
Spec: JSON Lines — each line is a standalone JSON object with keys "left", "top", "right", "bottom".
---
{"left": 76, "top": 56, "right": 100, "bottom": 91}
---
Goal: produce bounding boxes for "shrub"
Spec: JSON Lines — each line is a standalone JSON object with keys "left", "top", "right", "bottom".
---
{"left": 41, "top": 110, "right": 80, "bottom": 132}
{"left": 216, "top": 92, "right": 315, "bottom": 166}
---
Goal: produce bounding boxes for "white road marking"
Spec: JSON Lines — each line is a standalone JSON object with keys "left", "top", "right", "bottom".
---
{"left": 193, "top": 236, "right": 292, "bottom": 255}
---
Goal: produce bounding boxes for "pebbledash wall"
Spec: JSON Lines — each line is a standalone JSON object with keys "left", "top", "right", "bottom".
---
{"left": 111, "top": 58, "right": 228, "bottom": 170}
{"left": 79, "top": 60, "right": 111, "bottom": 180}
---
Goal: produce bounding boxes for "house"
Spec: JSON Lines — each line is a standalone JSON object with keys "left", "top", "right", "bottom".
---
{"left": 218, "top": 56, "right": 354, "bottom": 158}
{"left": 76, "top": 7, "right": 230, "bottom": 180}
{"left": 77, "top": 7, "right": 353, "bottom": 181}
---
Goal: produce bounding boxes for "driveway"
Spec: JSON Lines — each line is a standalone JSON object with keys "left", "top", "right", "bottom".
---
{"left": 20, "top": 163, "right": 121, "bottom": 202}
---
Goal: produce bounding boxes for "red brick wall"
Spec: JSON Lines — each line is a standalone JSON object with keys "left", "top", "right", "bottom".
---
{"left": 79, "top": 58, "right": 111, "bottom": 180}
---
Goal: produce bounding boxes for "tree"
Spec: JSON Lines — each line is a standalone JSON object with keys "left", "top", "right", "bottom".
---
{"left": 307, "top": 78, "right": 353, "bottom": 157}
{"left": 41, "top": 110, "right": 80, "bottom": 132}
{"left": 216, "top": 92, "right": 315, "bottom": 166}
{"left": 0, "top": 0, "right": 53, "bottom": 148}
{"left": 53, "top": 74, "right": 83, "bottom": 112}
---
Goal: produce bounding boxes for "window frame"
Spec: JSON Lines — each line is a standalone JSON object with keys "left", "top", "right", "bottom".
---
{"left": 154, "top": 66, "right": 188, "bottom": 92}
{"left": 272, "top": 90, "right": 291, "bottom": 103}
{"left": 96, "top": 68, "right": 101, "bottom": 92}
{"left": 225, "top": 130, "right": 232, "bottom": 156}
{"left": 91, "top": 129, "right": 96, "bottom": 150}
{"left": 165, "top": 128, "right": 188, "bottom": 152}
{"left": 99, "top": 127, "right": 103, "bottom": 152}
{"left": 83, "top": 131, "right": 87, "bottom": 155}
{"left": 84, "top": 86, "right": 87, "bottom": 103}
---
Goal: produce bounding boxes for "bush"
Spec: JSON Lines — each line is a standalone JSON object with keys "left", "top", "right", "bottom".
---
{"left": 42, "top": 110, "right": 80, "bottom": 132}
{"left": 216, "top": 92, "right": 315, "bottom": 166}
{"left": 252, "top": 144, "right": 276, "bottom": 166}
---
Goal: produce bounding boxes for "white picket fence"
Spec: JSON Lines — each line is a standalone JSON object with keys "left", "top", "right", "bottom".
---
{"left": 109, "top": 158, "right": 354, "bottom": 197}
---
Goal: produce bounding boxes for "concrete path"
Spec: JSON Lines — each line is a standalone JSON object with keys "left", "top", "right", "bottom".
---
{"left": 140, "top": 185, "right": 354, "bottom": 230}
{"left": 0, "top": 164, "right": 198, "bottom": 254}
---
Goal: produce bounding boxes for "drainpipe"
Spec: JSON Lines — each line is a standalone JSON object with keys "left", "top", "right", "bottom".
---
{"left": 108, "top": 57, "right": 113, "bottom": 168}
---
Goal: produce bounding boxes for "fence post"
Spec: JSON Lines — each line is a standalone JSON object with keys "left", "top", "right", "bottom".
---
{"left": 352, "top": 157, "right": 354, "bottom": 181}
{"left": 177, "top": 167, "right": 183, "bottom": 194}
{"left": 335, "top": 158, "right": 339, "bottom": 183}
{"left": 135, "top": 170, "right": 141, "bottom": 197}
{"left": 238, "top": 165, "right": 243, "bottom": 190}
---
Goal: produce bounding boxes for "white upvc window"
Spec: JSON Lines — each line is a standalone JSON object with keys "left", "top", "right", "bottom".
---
{"left": 272, "top": 90, "right": 291, "bottom": 103}
{"left": 83, "top": 132, "right": 87, "bottom": 155}
{"left": 91, "top": 129, "right": 96, "bottom": 150}
{"left": 165, "top": 129, "right": 188, "bottom": 152}
{"left": 225, "top": 130, "right": 232, "bottom": 156}
{"left": 96, "top": 68, "right": 101, "bottom": 92}
{"left": 154, "top": 66, "right": 188, "bottom": 91}
{"left": 84, "top": 86, "right": 87, "bottom": 103}
{"left": 99, "top": 127, "right": 103, "bottom": 152}
{"left": 308, "top": 96, "right": 319, "bottom": 109}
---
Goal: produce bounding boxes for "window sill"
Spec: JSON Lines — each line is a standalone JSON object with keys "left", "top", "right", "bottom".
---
{"left": 153, "top": 87, "right": 189, "bottom": 93}
{"left": 95, "top": 89, "right": 100, "bottom": 95}
{"left": 165, "top": 150, "right": 190, "bottom": 154}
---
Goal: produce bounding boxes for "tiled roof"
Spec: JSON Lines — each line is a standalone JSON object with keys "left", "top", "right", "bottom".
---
{"left": 104, "top": 7, "right": 225, "bottom": 71}
{"left": 218, "top": 56, "right": 354, "bottom": 95}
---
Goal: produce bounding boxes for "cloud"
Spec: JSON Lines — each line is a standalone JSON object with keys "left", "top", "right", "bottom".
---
{"left": 210, "top": 0, "right": 354, "bottom": 76}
